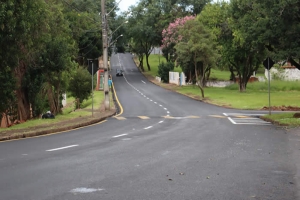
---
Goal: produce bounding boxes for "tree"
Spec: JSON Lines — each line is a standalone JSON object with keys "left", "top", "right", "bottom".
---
{"left": 197, "top": 2, "right": 229, "bottom": 71}
{"left": 0, "top": 67, "right": 16, "bottom": 116}
{"left": 254, "top": 0, "right": 300, "bottom": 62}
{"left": 158, "top": 62, "right": 175, "bottom": 83}
{"left": 175, "top": 19, "right": 218, "bottom": 98}
{"left": 36, "top": 1, "right": 78, "bottom": 115}
{"left": 0, "top": 0, "right": 48, "bottom": 121}
{"left": 176, "top": 0, "right": 212, "bottom": 15}
{"left": 69, "top": 66, "right": 93, "bottom": 108}
{"left": 161, "top": 16, "right": 195, "bottom": 62}
{"left": 127, "top": 0, "right": 164, "bottom": 71}
{"left": 217, "top": 0, "right": 267, "bottom": 92}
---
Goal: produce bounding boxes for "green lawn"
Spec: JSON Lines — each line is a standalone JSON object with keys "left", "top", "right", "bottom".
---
{"left": 0, "top": 91, "right": 107, "bottom": 131}
{"left": 209, "top": 69, "right": 231, "bottom": 81}
{"left": 143, "top": 55, "right": 300, "bottom": 126}
{"left": 142, "top": 54, "right": 182, "bottom": 77}
{"left": 262, "top": 113, "right": 300, "bottom": 127}
{"left": 175, "top": 85, "right": 300, "bottom": 109}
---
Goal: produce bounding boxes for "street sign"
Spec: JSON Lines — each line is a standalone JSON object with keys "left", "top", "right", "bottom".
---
{"left": 263, "top": 57, "right": 275, "bottom": 70}
{"left": 263, "top": 57, "right": 274, "bottom": 115}
{"left": 288, "top": 57, "right": 300, "bottom": 70}
{"left": 88, "top": 60, "right": 98, "bottom": 75}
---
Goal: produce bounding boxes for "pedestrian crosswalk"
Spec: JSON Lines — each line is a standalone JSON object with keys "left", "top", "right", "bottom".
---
{"left": 112, "top": 113, "right": 272, "bottom": 126}
{"left": 223, "top": 113, "right": 271, "bottom": 125}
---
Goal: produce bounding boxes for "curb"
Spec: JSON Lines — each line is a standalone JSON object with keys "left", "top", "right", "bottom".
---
{"left": 0, "top": 112, "right": 116, "bottom": 142}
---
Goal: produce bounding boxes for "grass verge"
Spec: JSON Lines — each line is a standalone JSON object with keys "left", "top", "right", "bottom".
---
{"left": 0, "top": 90, "right": 114, "bottom": 132}
{"left": 141, "top": 55, "right": 300, "bottom": 127}
{"left": 261, "top": 113, "right": 300, "bottom": 127}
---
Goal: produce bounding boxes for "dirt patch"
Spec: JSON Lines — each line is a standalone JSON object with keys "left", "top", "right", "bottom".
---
{"left": 261, "top": 106, "right": 300, "bottom": 111}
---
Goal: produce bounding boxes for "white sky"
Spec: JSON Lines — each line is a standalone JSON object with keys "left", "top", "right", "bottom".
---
{"left": 117, "top": 0, "right": 228, "bottom": 13}
{"left": 118, "top": 0, "right": 139, "bottom": 12}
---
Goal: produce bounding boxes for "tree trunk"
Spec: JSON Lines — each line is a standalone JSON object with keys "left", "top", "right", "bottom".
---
{"left": 46, "top": 83, "right": 57, "bottom": 114}
{"left": 146, "top": 53, "right": 151, "bottom": 71}
{"left": 239, "top": 79, "right": 247, "bottom": 92}
{"left": 194, "top": 56, "right": 205, "bottom": 98}
{"left": 139, "top": 55, "right": 144, "bottom": 72}
{"left": 14, "top": 61, "right": 30, "bottom": 121}
{"left": 54, "top": 80, "right": 62, "bottom": 114}
{"left": 16, "top": 89, "right": 30, "bottom": 121}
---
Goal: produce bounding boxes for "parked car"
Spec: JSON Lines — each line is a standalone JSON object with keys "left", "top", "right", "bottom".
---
{"left": 116, "top": 69, "right": 123, "bottom": 76}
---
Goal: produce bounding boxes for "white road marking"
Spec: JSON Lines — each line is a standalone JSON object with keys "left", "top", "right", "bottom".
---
{"left": 159, "top": 105, "right": 162, "bottom": 107}
{"left": 141, "top": 80, "right": 146, "bottom": 84}
{"left": 46, "top": 145, "right": 78, "bottom": 152}
{"left": 164, "top": 108, "right": 167, "bottom": 110}
{"left": 228, "top": 117, "right": 237, "bottom": 124}
{"left": 154, "top": 102, "right": 157, "bottom": 104}
{"left": 167, "top": 111, "right": 170, "bottom": 114}
{"left": 159, "top": 121, "right": 164, "bottom": 123}
{"left": 70, "top": 188, "right": 104, "bottom": 194}
{"left": 225, "top": 113, "right": 271, "bottom": 125}
{"left": 113, "top": 134, "right": 128, "bottom": 138}
{"left": 144, "top": 126, "right": 152, "bottom": 130}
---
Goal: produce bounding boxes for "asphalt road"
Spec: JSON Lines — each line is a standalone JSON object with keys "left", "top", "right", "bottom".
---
{"left": 1, "top": 53, "right": 300, "bottom": 200}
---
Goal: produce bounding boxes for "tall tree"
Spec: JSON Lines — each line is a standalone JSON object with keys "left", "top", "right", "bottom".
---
{"left": 220, "top": 0, "right": 267, "bottom": 92}
{"left": 176, "top": 0, "right": 212, "bottom": 15}
{"left": 161, "top": 16, "right": 195, "bottom": 62}
{"left": 0, "top": 0, "right": 48, "bottom": 121}
{"left": 127, "top": 0, "right": 164, "bottom": 71}
{"left": 175, "top": 19, "right": 218, "bottom": 98}
{"left": 40, "top": 1, "right": 77, "bottom": 115}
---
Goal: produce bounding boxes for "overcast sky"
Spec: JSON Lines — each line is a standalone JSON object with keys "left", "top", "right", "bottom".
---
{"left": 118, "top": 0, "right": 139, "bottom": 12}
{"left": 117, "top": 0, "right": 229, "bottom": 13}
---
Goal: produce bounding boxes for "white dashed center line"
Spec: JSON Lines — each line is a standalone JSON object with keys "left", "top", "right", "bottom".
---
{"left": 144, "top": 126, "right": 152, "bottom": 130}
{"left": 113, "top": 134, "right": 128, "bottom": 138}
{"left": 46, "top": 145, "right": 78, "bottom": 152}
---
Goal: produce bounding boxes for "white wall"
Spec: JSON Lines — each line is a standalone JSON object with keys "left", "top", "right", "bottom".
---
{"left": 62, "top": 93, "right": 67, "bottom": 107}
{"left": 266, "top": 68, "right": 300, "bottom": 81}
{"left": 169, "top": 72, "right": 186, "bottom": 85}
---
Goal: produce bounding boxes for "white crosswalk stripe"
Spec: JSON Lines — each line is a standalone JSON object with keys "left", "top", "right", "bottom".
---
{"left": 224, "top": 113, "right": 271, "bottom": 125}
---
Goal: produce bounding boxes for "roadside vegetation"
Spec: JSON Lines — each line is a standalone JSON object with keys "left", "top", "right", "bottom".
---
{"left": 140, "top": 54, "right": 300, "bottom": 127}
{"left": 0, "top": 91, "right": 114, "bottom": 133}
{"left": 1, "top": 0, "right": 300, "bottom": 131}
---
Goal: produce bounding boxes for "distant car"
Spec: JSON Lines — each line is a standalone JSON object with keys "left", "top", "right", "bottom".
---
{"left": 116, "top": 69, "right": 123, "bottom": 76}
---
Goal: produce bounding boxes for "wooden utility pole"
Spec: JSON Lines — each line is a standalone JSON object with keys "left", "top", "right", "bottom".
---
{"left": 101, "top": 0, "right": 110, "bottom": 110}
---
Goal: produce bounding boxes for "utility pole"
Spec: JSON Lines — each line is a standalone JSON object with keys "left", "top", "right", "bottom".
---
{"left": 91, "top": 60, "right": 94, "bottom": 116}
{"left": 101, "top": 0, "right": 110, "bottom": 110}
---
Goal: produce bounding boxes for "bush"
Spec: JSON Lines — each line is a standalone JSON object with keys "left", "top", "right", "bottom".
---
{"left": 68, "top": 66, "right": 92, "bottom": 108}
{"left": 158, "top": 62, "right": 174, "bottom": 83}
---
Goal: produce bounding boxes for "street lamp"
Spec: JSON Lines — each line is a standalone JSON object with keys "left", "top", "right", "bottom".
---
{"left": 109, "top": 34, "right": 123, "bottom": 47}
{"left": 109, "top": 21, "right": 128, "bottom": 37}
